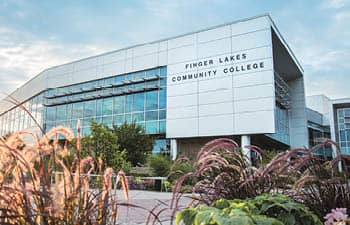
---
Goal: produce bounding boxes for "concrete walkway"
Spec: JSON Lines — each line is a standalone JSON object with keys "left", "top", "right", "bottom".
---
{"left": 115, "top": 190, "right": 194, "bottom": 225}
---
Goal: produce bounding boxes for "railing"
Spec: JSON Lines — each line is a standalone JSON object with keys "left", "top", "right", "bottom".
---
{"left": 51, "top": 171, "right": 169, "bottom": 192}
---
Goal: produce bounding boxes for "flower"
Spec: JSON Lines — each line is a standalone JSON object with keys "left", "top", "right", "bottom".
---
{"left": 324, "top": 208, "right": 348, "bottom": 225}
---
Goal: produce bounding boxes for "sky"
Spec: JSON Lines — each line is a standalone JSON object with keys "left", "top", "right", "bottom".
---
{"left": 0, "top": 0, "right": 349, "bottom": 100}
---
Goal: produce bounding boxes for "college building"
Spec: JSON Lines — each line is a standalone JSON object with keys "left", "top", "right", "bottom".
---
{"left": 0, "top": 15, "right": 311, "bottom": 159}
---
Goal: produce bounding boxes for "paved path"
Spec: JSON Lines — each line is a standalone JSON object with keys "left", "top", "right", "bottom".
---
{"left": 114, "top": 190, "right": 194, "bottom": 225}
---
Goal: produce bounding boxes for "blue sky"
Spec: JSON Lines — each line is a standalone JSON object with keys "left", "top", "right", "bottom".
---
{"left": 0, "top": 0, "right": 349, "bottom": 99}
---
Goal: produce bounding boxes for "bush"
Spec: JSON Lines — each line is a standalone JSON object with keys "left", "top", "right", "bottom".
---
{"left": 147, "top": 154, "right": 172, "bottom": 177}
{"left": 176, "top": 194, "right": 322, "bottom": 225}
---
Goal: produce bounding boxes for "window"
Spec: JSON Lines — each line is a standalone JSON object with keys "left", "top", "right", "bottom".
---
{"left": 114, "top": 114, "right": 125, "bottom": 124}
{"left": 133, "top": 93, "right": 144, "bottom": 112}
{"left": 345, "top": 108, "right": 350, "bottom": 117}
{"left": 102, "top": 115, "right": 113, "bottom": 125}
{"left": 72, "top": 102, "right": 84, "bottom": 119}
{"left": 125, "top": 114, "right": 132, "bottom": 123}
{"left": 159, "top": 120, "right": 166, "bottom": 133}
{"left": 84, "top": 100, "right": 96, "bottom": 118}
{"left": 146, "top": 68, "right": 158, "bottom": 78}
{"left": 114, "top": 96, "right": 125, "bottom": 114}
{"left": 152, "top": 139, "right": 169, "bottom": 154}
{"left": 102, "top": 98, "right": 113, "bottom": 115}
{"left": 125, "top": 95, "right": 133, "bottom": 113}
{"left": 46, "top": 107, "right": 56, "bottom": 121}
{"left": 56, "top": 105, "right": 66, "bottom": 121}
{"left": 159, "top": 89, "right": 166, "bottom": 109}
{"left": 146, "top": 91, "right": 158, "bottom": 110}
{"left": 146, "top": 121, "right": 158, "bottom": 134}
{"left": 133, "top": 112, "right": 144, "bottom": 122}
{"left": 146, "top": 111, "right": 158, "bottom": 121}
{"left": 160, "top": 67, "right": 166, "bottom": 77}
{"left": 159, "top": 110, "right": 166, "bottom": 120}
{"left": 96, "top": 99, "right": 103, "bottom": 116}
{"left": 133, "top": 71, "right": 145, "bottom": 80}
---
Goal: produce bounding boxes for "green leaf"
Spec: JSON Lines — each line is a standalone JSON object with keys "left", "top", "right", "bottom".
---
{"left": 194, "top": 207, "right": 221, "bottom": 225}
{"left": 252, "top": 215, "right": 284, "bottom": 225}
{"left": 176, "top": 208, "right": 197, "bottom": 225}
{"left": 228, "top": 215, "right": 254, "bottom": 225}
{"left": 213, "top": 214, "right": 253, "bottom": 225}
{"left": 212, "top": 199, "right": 231, "bottom": 209}
{"left": 278, "top": 213, "right": 295, "bottom": 225}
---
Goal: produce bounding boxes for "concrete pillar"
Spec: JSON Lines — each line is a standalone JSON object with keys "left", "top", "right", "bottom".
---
{"left": 241, "top": 135, "right": 251, "bottom": 164}
{"left": 170, "top": 139, "right": 178, "bottom": 161}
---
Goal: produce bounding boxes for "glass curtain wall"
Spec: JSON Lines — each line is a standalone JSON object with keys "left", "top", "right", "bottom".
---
{"left": 43, "top": 67, "right": 167, "bottom": 137}
{"left": 336, "top": 108, "right": 350, "bottom": 155}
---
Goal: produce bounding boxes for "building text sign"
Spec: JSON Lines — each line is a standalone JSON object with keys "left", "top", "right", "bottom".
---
{"left": 170, "top": 52, "right": 265, "bottom": 83}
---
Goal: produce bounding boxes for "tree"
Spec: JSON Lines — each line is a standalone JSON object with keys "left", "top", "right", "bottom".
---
{"left": 113, "top": 122, "right": 154, "bottom": 166}
{"left": 147, "top": 154, "right": 172, "bottom": 177}
{"left": 81, "top": 120, "right": 131, "bottom": 172}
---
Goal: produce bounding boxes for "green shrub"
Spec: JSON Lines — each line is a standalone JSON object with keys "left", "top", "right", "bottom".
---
{"left": 176, "top": 194, "right": 322, "bottom": 225}
{"left": 147, "top": 154, "right": 172, "bottom": 177}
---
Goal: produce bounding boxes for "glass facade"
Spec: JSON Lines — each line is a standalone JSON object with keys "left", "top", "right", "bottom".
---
{"left": 308, "top": 125, "right": 332, "bottom": 158}
{"left": 268, "top": 105, "right": 290, "bottom": 145}
{"left": 0, "top": 67, "right": 168, "bottom": 152}
{"left": 336, "top": 108, "right": 350, "bottom": 155}
{"left": 0, "top": 93, "right": 45, "bottom": 136}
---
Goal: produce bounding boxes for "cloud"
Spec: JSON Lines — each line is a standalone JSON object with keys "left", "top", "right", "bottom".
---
{"left": 321, "top": 0, "right": 350, "bottom": 9}
{"left": 0, "top": 26, "right": 110, "bottom": 99}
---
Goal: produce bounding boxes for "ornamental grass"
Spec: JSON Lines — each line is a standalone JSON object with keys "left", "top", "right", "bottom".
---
{"left": 0, "top": 122, "right": 129, "bottom": 224}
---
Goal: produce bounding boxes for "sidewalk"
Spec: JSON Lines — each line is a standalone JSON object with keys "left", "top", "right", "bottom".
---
{"left": 115, "top": 190, "right": 193, "bottom": 225}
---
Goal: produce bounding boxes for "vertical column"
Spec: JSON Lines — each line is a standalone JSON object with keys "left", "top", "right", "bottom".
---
{"left": 170, "top": 139, "right": 178, "bottom": 161}
{"left": 241, "top": 135, "right": 251, "bottom": 163}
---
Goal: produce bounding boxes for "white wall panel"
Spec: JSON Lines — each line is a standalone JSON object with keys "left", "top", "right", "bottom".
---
{"left": 198, "top": 76, "right": 232, "bottom": 92}
{"left": 199, "top": 102, "right": 233, "bottom": 117}
{"left": 233, "top": 70, "right": 273, "bottom": 87}
{"left": 234, "top": 97, "right": 274, "bottom": 113}
{"left": 126, "top": 48, "right": 133, "bottom": 58}
{"left": 167, "top": 45, "right": 197, "bottom": 64}
{"left": 104, "top": 61, "right": 125, "bottom": 77}
{"left": 166, "top": 117, "right": 198, "bottom": 137}
{"left": 166, "top": 62, "right": 193, "bottom": 76}
{"left": 198, "top": 90, "right": 232, "bottom": 105}
{"left": 233, "top": 83, "right": 274, "bottom": 100}
{"left": 74, "top": 57, "right": 98, "bottom": 71}
{"left": 104, "top": 50, "right": 125, "bottom": 64}
{"left": 50, "top": 64, "right": 74, "bottom": 76}
{"left": 167, "top": 105, "right": 197, "bottom": 119}
{"left": 199, "top": 114, "right": 233, "bottom": 136}
{"left": 168, "top": 34, "right": 195, "bottom": 49}
{"left": 198, "top": 38, "right": 231, "bottom": 59}
{"left": 167, "top": 94, "right": 197, "bottom": 108}
{"left": 198, "top": 25, "right": 231, "bottom": 43}
{"left": 235, "top": 110, "right": 275, "bottom": 134}
{"left": 167, "top": 81, "right": 197, "bottom": 97}
{"left": 231, "top": 29, "right": 271, "bottom": 52}
{"left": 231, "top": 17, "right": 270, "bottom": 36}
{"left": 133, "top": 43, "right": 158, "bottom": 57}
{"left": 71, "top": 68, "right": 97, "bottom": 84}
{"left": 133, "top": 54, "right": 158, "bottom": 71}
{"left": 159, "top": 41, "right": 168, "bottom": 52}
{"left": 158, "top": 51, "right": 168, "bottom": 66}
{"left": 124, "top": 58, "right": 133, "bottom": 73}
